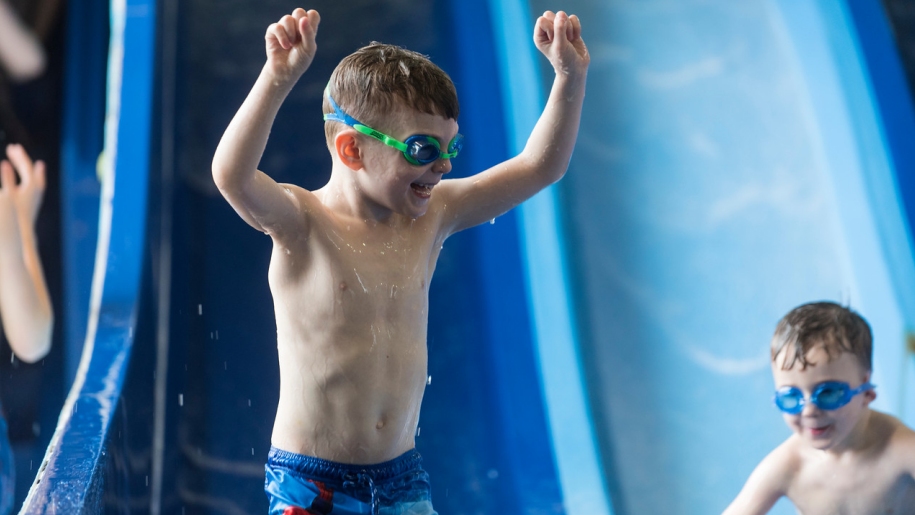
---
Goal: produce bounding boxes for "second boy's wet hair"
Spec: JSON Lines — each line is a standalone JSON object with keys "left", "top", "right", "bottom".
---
{"left": 323, "top": 42, "right": 459, "bottom": 142}
{"left": 770, "top": 301, "right": 872, "bottom": 371}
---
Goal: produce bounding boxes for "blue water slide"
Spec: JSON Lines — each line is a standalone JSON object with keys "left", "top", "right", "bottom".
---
{"left": 535, "top": 0, "right": 915, "bottom": 513}
{"left": 18, "top": 0, "right": 915, "bottom": 514}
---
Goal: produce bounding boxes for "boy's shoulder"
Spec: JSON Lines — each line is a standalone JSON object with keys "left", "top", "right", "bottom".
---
{"left": 872, "top": 410, "right": 915, "bottom": 463}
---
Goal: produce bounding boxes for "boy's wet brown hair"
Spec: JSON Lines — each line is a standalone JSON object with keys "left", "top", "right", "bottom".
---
{"left": 771, "top": 301, "right": 872, "bottom": 372}
{"left": 323, "top": 42, "right": 459, "bottom": 144}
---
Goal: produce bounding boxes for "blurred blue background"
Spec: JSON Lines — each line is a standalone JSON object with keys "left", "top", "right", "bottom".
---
{"left": 6, "top": 0, "right": 915, "bottom": 514}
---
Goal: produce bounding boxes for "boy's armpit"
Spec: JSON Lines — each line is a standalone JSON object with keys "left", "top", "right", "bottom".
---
{"left": 217, "top": 170, "right": 310, "bottom": 240}
{"left": 894, "top": 423, "right": 915, "bottom": 479}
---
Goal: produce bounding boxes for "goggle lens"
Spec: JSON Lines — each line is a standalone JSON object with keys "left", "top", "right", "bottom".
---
{"left": 407, "top": 137, "right": 442, "bottom": 164}
{"left": 775, "top": 387, "right": 804, "bottom": 414}
{"left": 812, "top": 383, "right": 848, "bottom": 409}
{"left": 405, "top": 134, "right": 464, "bottom": 165}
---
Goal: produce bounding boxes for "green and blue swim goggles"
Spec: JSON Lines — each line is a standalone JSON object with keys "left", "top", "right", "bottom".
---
{"left": 323, "top": 91, "right": 463, "bottom": 166}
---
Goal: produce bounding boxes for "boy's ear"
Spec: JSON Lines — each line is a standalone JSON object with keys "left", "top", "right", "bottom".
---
{"left": 334, "top": 130, "right": 363, "bottom": 171}
{"left": 863, "top": 372, "right": 877, "bottom": 404}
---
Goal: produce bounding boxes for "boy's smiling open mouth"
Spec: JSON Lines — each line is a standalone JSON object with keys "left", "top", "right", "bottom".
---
{"left": 806, "top": 423, "right": 832, "bottom": 437}
{"left": 410, "top": 181, "right": 435, "bottom": 198}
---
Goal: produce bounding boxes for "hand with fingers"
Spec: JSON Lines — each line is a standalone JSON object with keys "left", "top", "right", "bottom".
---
{"left": 265, "top": 8, "right": 321, "bottom": 85}
{"left": 534, "top": 10, "right": 590, "bottom": 82}
{"left": 1, "top": 143, "right": 47, "bottom": 229}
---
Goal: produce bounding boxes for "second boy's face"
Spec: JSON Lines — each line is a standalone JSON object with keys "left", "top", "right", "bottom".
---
{"left": 771, "top": 345, "right": 874, "bottom": 452}
{"left": 356, "top": 109, "right": 460, "bottom": 219}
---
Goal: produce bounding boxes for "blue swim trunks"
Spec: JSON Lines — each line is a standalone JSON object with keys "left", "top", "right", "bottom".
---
{"left": 264, "top": 447, "right": 438, "bottom": 515}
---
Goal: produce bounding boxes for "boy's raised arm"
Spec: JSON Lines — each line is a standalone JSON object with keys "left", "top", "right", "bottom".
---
{"left": 440, "top": 10, "right": 589, "bottom": 235}
{"left": 212, "top": 9, "right": 320, "bottom": 239}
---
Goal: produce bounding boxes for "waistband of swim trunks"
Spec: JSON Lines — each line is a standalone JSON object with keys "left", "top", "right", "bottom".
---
{"left": 267, "top": 447, "right": 424, "bottom": 482}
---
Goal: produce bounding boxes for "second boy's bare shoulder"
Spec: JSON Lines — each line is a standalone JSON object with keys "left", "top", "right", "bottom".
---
{"left": 878, "top": 411, "right": 915, "bottom": 477}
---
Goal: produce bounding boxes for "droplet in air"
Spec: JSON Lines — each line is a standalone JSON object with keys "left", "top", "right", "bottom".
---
{"left": 146, "top": 475, "right": 149, "bottom": 486}
{"left": 490, "top": 218, "right": 495, "bottom": 224}
{"left": 416, "top": 427, "right": 421, "bottom": 437}
{"left": 426, "top": 375, "right": 432, "bottom": 385}
{"left": 216, "top": 331, "right": 219, "bottom": 340}
{"left": 179, "top": 394, "right": 184, "bottom": 406}
{"left": 251, "top": 448, "right": 255, "bottom": 456}
{"left": 487, "top": 469, "right": 499, "bottom": 479}
{"left": 198, "top": 304, "right": 202, "bottom": 315}
{"left": 248, "top": 399, "right": 251, "bottom": 407}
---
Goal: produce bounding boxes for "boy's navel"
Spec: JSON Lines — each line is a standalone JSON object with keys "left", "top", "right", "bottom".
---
{"left": 376, "top": 419, "right": 385, "bottom": 430}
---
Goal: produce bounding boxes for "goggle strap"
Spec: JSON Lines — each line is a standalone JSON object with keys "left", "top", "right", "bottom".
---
{"left": 354, "top": 124, "right": 408, "bottom": 152}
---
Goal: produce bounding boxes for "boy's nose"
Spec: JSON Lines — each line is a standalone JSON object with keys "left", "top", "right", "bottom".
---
{"left": 801, "top": 401, "right": 822, "bottom": 416}
{"left": 434, "top": 158, "right": 452, "bottom": 175}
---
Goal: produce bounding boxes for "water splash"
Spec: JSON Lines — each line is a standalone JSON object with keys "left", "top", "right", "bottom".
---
{"left": 354, "top": 270, "right": 368, "bottom": 293}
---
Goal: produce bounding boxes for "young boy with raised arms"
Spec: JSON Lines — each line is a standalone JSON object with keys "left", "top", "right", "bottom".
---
{"left": 723, "top": 301, "right": 915, "bottom": 515}
{"left": 212, "top": 7, "right": 589, "bottom": 514}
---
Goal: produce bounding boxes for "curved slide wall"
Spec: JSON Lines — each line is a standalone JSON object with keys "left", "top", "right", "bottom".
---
{"left": 536, "top": 0, "right": 915, "bottom": 514}
{"left": 17, "top": 0, "right": 915, "bottom": 514}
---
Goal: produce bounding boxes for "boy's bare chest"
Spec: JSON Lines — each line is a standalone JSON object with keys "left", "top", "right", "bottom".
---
{"left": 790, "top": 457, "right": 915, "bottom": 515}
{"left": 270, "top": 221, "right": 442, "bottom": 322}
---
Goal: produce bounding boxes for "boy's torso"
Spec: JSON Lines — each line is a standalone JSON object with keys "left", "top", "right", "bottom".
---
{"left": 785, "top": 413, "right": 915, "bottom": 515}
{"left": 265, "top": 186, "right": 448, "bottom": 466}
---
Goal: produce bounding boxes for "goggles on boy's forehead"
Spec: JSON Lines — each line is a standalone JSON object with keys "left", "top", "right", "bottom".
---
{"left": 773, "top": 381, "right": 874, "bottom": 415}
{"left": 323, "top": 90, "right": 463, "bottom": 166}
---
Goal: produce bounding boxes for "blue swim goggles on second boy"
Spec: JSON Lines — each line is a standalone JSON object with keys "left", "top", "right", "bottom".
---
{"left": 773, "top": 381, "right": 875, "bottom": 415}
{"left": 323, "top": 90, "right": 464, "bottom": 166}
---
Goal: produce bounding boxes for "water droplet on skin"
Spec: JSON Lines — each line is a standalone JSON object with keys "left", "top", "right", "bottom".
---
{"left": 490, "top": 218, "right": 495, "bottom": 224}
{"left": 427, "top": 375, "right": 432, "bottom": 385}
{"left": 285, "top": 248, "right": 291, "bottom": 255}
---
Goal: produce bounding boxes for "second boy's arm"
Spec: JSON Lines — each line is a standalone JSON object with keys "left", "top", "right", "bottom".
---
{"left": 0, "top": 145, "right": 53, "bottom": 363}
{"left": 212, "top": 9, "right": 320, "bottom": 239}
{"left": 722, "top": 445, "right": 794, "bottom": 515}
{"left": 439, "top": 11, "right": 589, "bottom": 235}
